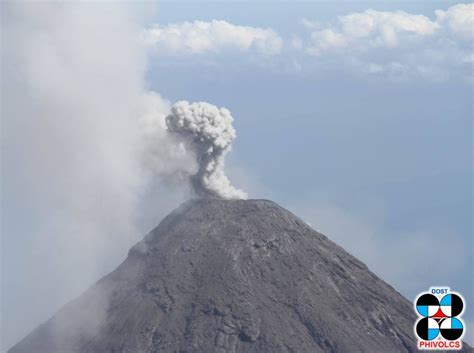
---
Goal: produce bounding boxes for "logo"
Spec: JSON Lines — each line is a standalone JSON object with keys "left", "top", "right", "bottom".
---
{"left": 414, "top": 287, "right": 465, "bottom": 350}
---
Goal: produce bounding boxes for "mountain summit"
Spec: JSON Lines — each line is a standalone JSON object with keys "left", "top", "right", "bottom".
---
{"left": 9, "top": 199, "right": 472, "bottom": 353}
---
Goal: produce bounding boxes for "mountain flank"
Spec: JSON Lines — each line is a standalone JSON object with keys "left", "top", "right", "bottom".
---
{"left": 9, "top": 199, "right": 473, "bottom": 353}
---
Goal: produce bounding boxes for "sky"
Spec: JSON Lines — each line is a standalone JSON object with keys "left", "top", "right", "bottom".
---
{"left": 1, "top": 1, "right": 473, "bottom": 350}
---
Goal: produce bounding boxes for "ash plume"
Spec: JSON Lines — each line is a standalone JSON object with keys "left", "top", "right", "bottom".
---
{"left": 165, "top": 101, "right": 247, "bottom": 199}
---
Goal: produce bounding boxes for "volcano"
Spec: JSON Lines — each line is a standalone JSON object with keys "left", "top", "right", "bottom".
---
{"left": 9, "top": 199, "right": 473, "bottom": 353}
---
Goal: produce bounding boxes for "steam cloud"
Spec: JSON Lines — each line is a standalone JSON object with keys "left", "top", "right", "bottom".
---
{"left": 165, "top": 101, "right": 247, "bottom": 199}
{"left": 2, "top": 2, "right": 246, "bottom": 350}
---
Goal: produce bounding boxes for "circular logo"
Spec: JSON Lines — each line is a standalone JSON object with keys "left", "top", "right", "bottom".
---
{"left": 440, "top": 318, "right": 464, "bottom": 341}
{"left": 416, "top": 294, "right": 440, "bottom": 317}
{"left": 416, "top": 317, "right": 440, "bottom": 340}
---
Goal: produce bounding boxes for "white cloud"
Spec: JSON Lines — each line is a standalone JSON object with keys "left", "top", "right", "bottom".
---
{"left": 307, "top": 9, "right": 438, "bottom": 55}
{"left": 308, "top": 29, "right": 348, "bottom": 55}
{"left": 435, "top": 3, "right": 474, "bottom": 39}
{"left": 143, "top": 20, "right": 283, "bottom": 55}
{"left": 300, "top": 3, "right": 473, "bottom": 81}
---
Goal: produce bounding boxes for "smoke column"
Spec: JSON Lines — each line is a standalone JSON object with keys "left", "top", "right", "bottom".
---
{"left": 165, "top": 101, "right": 247, "bottom": 199}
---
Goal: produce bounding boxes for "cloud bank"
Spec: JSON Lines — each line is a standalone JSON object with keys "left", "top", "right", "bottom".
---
{"left": 143, "top": 20, "right": 283, "bottom": 55}
{"left": 305, "top": 10, "right": 439, "bottom": 55}
{"left": 142, "top": 4, "right": 472, "bottom": 82}
{"left": 436, "top": 3, "right": 474, "bottom": 39}
{"left": 297, "top": 3, "right": 473, "bottom": 81}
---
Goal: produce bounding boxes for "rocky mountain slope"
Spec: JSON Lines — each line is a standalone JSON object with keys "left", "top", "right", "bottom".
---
{"left": 9, "top": 199, "right": 472, "bottom": 353}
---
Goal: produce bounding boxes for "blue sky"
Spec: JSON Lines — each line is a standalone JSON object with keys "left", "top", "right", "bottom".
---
{"left": 2, "top": 1, "right": 473, "bottom": 350}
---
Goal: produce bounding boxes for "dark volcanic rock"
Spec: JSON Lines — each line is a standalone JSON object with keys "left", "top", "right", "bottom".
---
{"left": 9, "top": 199, "right": 473, "bottom": 353}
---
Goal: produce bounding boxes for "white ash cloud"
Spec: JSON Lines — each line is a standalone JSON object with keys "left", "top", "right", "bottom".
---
{"left": 165, "top": 101, "right": 247, "bottom": 199}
